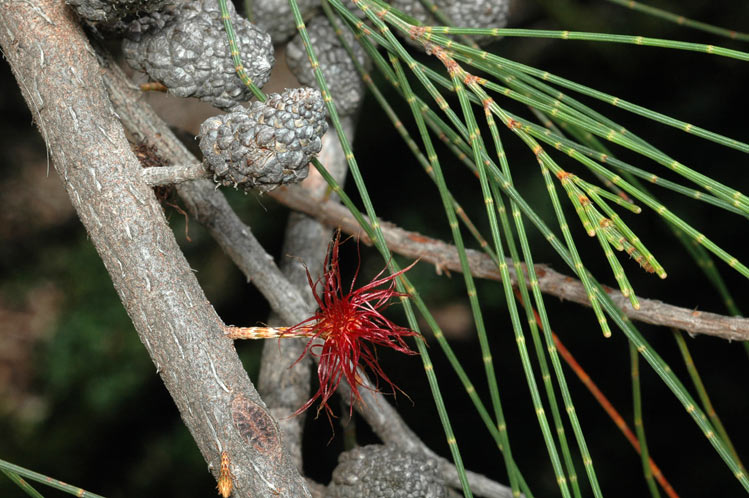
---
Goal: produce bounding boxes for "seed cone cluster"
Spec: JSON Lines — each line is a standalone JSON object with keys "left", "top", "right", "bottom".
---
{"left": 67, "top": 0, "right": 172, "bottom": 29}
{"left": 286, "top": 15, "right": 369, "bottom": 117}
{"left": 327, "top": 445, "right": 448, "bottom": 498}
{"left": 122, "top": 0, "right": 274, "bottom": 110}
{"left": 250, "top": 0, "right": 319, "bottom": 44}
{"left": 392, "top": 0, "right": 509, "bottom": 45}
{"left": 198, "top": 88, "right": 328, "bottom": 192}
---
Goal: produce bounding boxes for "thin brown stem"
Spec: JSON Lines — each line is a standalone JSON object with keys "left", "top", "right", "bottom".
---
{"left": 268, "top": 185, "right": 749, "bottom": 342}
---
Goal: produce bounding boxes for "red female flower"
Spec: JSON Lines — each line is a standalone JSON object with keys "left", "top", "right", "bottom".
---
{"left": 285, "top": 232, "right": 420, "bottom": 419}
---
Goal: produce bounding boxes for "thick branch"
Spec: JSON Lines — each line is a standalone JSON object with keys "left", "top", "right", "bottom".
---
{"left": 267, "top": 186, "right": 749, "bottom": 342}
{"left": 0, "top": 3, "right": 309, "bottom": 496}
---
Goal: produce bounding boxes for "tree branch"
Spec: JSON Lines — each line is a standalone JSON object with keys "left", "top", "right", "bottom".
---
{"left": 141, "top": 162, "right": 747, "bottom": 342}
{"left": 0, "top": 2, "right": 310, "bottom": 496}
{"left": 267, "top": 186, "right": 749, "bottom": 342}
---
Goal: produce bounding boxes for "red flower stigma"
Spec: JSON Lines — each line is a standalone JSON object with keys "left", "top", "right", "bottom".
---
{"left": 285, "top": 231, "right": 420, "bottom": 419}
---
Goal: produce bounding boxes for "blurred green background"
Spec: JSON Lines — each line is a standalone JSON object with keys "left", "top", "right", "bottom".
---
{"left": 1, "top": 1, "right": 748, "bottom": 496}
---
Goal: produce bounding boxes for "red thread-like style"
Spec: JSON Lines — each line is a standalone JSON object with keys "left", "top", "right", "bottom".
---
{"left": 285, "top": 232, "right": 419, "bottom": 420}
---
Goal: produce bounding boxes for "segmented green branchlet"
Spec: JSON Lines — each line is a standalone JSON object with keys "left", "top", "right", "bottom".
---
{"left": 340, "top": 22, "right": 676, "bottom": 288}
{"left": 533, "top": 101, "right": 748, "bottom": 364}
{"left": 556, "top": 172, "right": 640, "bottom": 308}
{"left": 1, "top": 469, "right": 44, "bottom": 498}
{"left": 435, "top": 44, "right": 749, "bottom": 210}
{"left": 322, "top": 0, "right": 743, "bottom": 490}
{"left": 607, "top": 307, "right": 749, "bottom": 491}
{"left": 411, "top": 0, "right": 483, "bottom": 49}
{"left": 320, "top": 3, "right": 489, "bottom": 255}
{"left": 544, "top": 93, "right": 749, "bottom": 438}
{"left": 287, "top": 1, "right": 474, "bottom": 495}
{"left": 484, "top": 110, "right": 584, "bottom": 498}
{"left": 429, "top": 54, "right": 746, "bottom": 212}
{"left": 537, "top": 107, "right": 749, "bottom": 364}
{"left": 496, "top": 113, "right": 745, "bottom": 275}
{"left": 529, "top": 106, "right": 631, "bottom": 201}
{"left": 390, "top": 52, "right": 524, "bottom": 497}
{"left": 348, "top": 6, "right": 749, "bottom": 164}
{"left": 335, "top": 9, "right": 749, "bottom": 487}
{"left": 464, "top": 86, "right": 613, "bottom": 336}
{"left": 343, "top": 1, "right": 639, "bottom": 311}
{"left": 390, "top": 51, "right": 510, "bottom": 488}
{"left": 367, "top": 21, "right": 749, "bottom": 488}
{"left": 630, "top": 343, "right": 662, "bottom": 498}
{"left": 445, "top": 70, "right": 749, "bottom": 212}
{"left": 514, "top": 120, "right": 749, "bottom": 278}
{"left": 343, "top": 22, "right": 617, "bottom": 494}
{"left": 415, "top": 25, "right": 749, "bottom": 61}
{"left": 350, "top": 5, "right": 587, "bottom": 495}
{"left": 334, "top": 2, "right": 584, "bottom": 494}
{"left": 227, "top": 0, "right": 477, "bottom": 492}
{"left": 450, "top": 39, "right": 749, "bottom": 154}
{"left": 517, "top": 119, "right": 747, "bottom": 217}
{"left": 355, "top": 14, "right": 652, "bottom": 312}
{"left": 0, "top": 457, "right": 104, "bottom": 498}
{"left": 485, "top": 102, "right": 607, "bottom": 498}
{"left": 228, "top": 2, "right": 745, "bottom": 494}
{"left": 366, "top": 38, "right": 666, "bottom": 297}
{"left": 217, "top": 0, "right": 266, "bottom": 102}
{"left": 604, "top": 0, "right": 749, "bottom": 41}
{"left": 673, "top": 330, "right": 744, "bottom": 468}
{"left": 296, "top": 3, "right": 749, "bottom": 493}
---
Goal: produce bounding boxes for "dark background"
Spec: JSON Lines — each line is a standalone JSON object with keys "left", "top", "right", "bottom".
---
{"left": 1, "top": 1, "right": 748, "bottom": 496}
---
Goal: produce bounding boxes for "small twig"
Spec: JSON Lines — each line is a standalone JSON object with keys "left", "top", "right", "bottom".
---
{"left": 141, "top": 163, "right": 210, "bottom": 186}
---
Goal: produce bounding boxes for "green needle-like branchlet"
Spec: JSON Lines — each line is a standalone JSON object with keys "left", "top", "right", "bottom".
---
{"left": 0, "top": 458, "right": 104, "bottom": 498}
{"left": 605, "top": 0, "right": 749, "bottom": 41}
{"left": 630, "top": 343, "right": 662, "bottom": 498}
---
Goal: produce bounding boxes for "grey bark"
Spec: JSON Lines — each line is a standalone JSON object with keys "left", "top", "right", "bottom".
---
{"left": 0, "top": 1, "right": 309, "bottom": 496}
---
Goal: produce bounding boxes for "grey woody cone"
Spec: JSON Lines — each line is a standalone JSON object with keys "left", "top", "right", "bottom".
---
{"left": 122, "top": 0, "right": 274, "bottom": 111}
{"left": 286, "top": 15, "right": 369, "bottom": 117}
{"left": 391, "top": 0, "right": 510, "bottom": 45}
{"left": 198, "top": 88, "right": 328, "bottom": 192}
{"left": 326, "top": 445, "right": 450, "bottom": 498}
{"left": 66, "top": 0, "right": 172, "bottom": 29}
{"left": 251, "top": 0, "right": 319, "bottom": 44}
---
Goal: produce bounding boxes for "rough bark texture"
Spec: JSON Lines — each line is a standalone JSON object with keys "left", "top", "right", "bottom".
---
{"left": 0, "top": 1, "right": 309, "bottom": 496}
